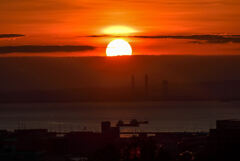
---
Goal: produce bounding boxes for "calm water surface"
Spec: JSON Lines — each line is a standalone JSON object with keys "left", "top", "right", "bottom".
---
{"left": 0, "top": 101, "right": 240, "bottom": 132}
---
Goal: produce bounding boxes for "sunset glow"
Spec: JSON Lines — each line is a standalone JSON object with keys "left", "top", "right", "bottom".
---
{"left": 106, "top": 39, "right": 132, "bottom": 56}
{"left": 0, "top": 0, "right": 240, "bottom": 56}
{"left": 0, "top": 1, "right": 240, "bottom": 159}
{"left": 102, "top": 26, "right": 138, "bottom": 35}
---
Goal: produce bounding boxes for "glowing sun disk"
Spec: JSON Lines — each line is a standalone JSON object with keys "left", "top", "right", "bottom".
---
{"left": 106, "top": 39, "right": 132, "bottom": 56}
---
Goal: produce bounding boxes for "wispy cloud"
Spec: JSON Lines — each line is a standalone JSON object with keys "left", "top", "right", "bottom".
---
{"left": 0, "top": 0, "right": 86, "bottom": 12}
{"left": 0, "top": 34, "right": 25, "bottom": 39}
{"left": 85, "top": 34, "right": 240, "bottom": 44}
{"left": 0, "top": 45, "right": 95, "bottom": 54}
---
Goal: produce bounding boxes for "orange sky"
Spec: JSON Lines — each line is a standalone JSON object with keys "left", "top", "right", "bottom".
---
{"left": 0, "top": 0, "right": 240, "bottom": 56}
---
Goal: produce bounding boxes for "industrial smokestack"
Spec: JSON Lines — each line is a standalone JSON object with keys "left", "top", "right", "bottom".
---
{"left": 162, "top": 80, "right": 169, "bottom": 97}
{"left": 131, "top": 74, "right": 135, "bottom": 90}
{"left": 145, "top": 74, "right": 149, "bottom": 96}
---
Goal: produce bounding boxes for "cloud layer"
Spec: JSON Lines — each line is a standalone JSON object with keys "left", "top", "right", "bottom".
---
{"left": 0, "top": 45, "right": 95, "bottom": 54}
{"left": 0, "top": 34, "right": 25, "bottom": 38}
{"left": 86, "top": 34, "right": 240, "bottom": 44}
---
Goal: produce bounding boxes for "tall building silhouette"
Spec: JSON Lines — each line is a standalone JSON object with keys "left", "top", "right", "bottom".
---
{"left": 101, "top": 121, "right": 120, "bottom": 139}
{"left": 145, "top": 74, "right": 149, "bottom": 96}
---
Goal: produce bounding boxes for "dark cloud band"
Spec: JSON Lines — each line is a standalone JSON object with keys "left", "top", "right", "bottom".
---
{"left": 85, "top": 34, "right": 240, "bottom": 44}
{"left": 0, "top": 45, "right": 95, "bottom": 54}
{"left": 0, "top": 34, "right": 25, "bottom": 38}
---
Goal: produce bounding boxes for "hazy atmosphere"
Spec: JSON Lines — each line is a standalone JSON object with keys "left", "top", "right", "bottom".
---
{"left": 1, "top": 1, "right": 240, "bottom": 161}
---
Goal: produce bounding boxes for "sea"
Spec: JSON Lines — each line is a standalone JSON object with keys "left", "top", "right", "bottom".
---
{"left": 0, "top": 101, "right": 240, "bottom": 132}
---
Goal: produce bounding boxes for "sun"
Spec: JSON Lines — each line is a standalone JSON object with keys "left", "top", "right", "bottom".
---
{"left": 106, "top": 39, "right": 132, "bottom": 56}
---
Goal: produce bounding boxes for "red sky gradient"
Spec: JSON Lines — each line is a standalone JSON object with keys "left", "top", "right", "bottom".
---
{"left": 0, "top": 0, "right": 240, "bottom": 56}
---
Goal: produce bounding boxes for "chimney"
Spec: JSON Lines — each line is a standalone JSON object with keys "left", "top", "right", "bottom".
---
{"left": 131, "top": 74, "right": 135, "bottom": 90}
{"left": 145, "top": 74, "right": 149, "bottom": 96}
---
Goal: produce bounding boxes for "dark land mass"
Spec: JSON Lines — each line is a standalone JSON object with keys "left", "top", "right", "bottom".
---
{"left": 0, "top": 80, "right": 240, "bottom": 103}
{"left": 0, "top": 55, "right": 240, "bottom": 102}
